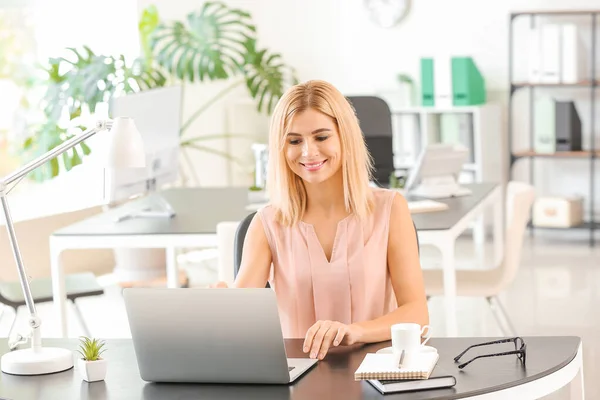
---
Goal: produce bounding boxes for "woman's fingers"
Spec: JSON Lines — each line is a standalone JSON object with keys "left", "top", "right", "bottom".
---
{"left": 317, "top": 324, "right": 345, "bottom": 359}
{"left": 303, "top": 320, "right": 322, "bottom": 354}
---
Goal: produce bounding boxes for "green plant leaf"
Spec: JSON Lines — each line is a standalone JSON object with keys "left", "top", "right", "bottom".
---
{"left": 242, "top": 41, "right": 297, "bottom": 114}
{"left": 77, "top": 336, "right": 107, "bottom": 361}
{"left": 397, "top": 73, "right": 413, "bottom": 84}
{"left": 33, "top": 42, "right": 168, "bottom": 182}
{"left": 150, "top": 1, "right": 256, "bottom": 82}
{"left": 62, "top": 152, "right": 73, "bottom": 171}
{"left": 139, "top": 5, "right": 160, "bottom": 62}
{"left": 80, "top": 141, "right": 91, "bottom": 156}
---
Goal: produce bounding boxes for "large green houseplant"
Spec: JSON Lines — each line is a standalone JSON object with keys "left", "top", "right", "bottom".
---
{"left": 24, "top": 1, "right": 296, "bottom": 182}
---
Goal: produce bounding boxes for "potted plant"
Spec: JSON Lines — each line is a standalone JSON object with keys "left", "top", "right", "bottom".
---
{"left": 21, "top": 1, "right": 296, "bottom": 184}
{"left": 77, "top": 336, "right": 107, "bottom": 382}
{"left": 389, "top": 171, "right": 406, "bottom": 190}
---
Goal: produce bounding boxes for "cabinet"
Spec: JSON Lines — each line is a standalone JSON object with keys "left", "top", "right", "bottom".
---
{"left": 508, "top": 9, "right": 599, "bottom": 246}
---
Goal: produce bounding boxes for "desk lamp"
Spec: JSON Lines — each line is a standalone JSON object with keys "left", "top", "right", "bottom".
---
{"left": 0, "top": 117, "right": 145, "bottom": 375}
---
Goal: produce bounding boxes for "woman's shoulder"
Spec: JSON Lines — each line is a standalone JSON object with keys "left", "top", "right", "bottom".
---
{"left": 370, "top": 187, "right": 404, "bottom": 206}
{"left": 255, "top": 203, "right": 276, "bottom": 221}
{"left": 367, "top": 187, "right": 411, "bottom": 224}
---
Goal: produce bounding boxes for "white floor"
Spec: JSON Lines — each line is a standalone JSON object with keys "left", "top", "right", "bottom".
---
{"left": 3, "top": 232, "right": 597, "bottom": 399}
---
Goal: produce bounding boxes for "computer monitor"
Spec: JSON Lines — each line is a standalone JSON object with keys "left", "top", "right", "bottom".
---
{"left": 404, "top": 143, "right": 471, "bottom": 199}
{"left": 104, "top": 85, "right": 182, "bottom": 221}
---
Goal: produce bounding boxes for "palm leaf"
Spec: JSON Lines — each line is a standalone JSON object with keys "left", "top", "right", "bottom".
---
{"left": 150, "top": 1, "right": 255, "bottom": 82}
{"left": 242, "top": 39, "right": 298, "bottom": 114}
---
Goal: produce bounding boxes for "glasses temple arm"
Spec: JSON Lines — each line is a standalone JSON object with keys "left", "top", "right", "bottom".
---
{"left": 454, "top": 338, "right": 520, "bottom": 361}
{"left": 457, "top": 350, "right": 524, "bottom": 369}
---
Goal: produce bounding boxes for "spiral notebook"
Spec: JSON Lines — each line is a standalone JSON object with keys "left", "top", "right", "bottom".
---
{"left": 354, "top": 352, "right": 440, "bottom": 381}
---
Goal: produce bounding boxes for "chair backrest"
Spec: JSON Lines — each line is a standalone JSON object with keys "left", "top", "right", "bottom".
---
{"left": 496, "top": 181, "right": 536, "bottom": 289}
{"left": 413, "top": 220, "right": 420, "bottom": 255}
{"left": 233, "top": 212, "right": 257, "bottom": 279}
{"left": 346, "top": 96, "right": 394, "bottom": 187}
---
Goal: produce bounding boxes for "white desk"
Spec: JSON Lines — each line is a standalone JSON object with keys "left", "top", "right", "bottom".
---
{"left": 409, "top": 183, "right": 504, "bottom": 337}
{"left": 49, "top": 184, "right": 502, "bottom": 338}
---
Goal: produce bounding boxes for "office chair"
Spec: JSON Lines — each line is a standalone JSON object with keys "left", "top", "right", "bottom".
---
{"left": 233, "top": 212, "right": 256, "bottom": 278}
{"left": 1, "top": 272, "right": 103, "bottom": 338}
{"left": 232, "top": 212, "right": 271, "bottom": 288}
{"left": 422, "top": 181, "right": 535, "bottom": 336}
{"left": 346, "top": 96, "right": 395, "bottom": 187}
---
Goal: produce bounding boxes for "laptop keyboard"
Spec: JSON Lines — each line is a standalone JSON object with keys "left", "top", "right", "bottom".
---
{"left": 288, "top": 366, "right": 295, "bottom": 372}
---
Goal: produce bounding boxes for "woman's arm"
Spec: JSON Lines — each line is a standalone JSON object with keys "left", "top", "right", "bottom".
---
{"left": 350, "top": 192, "right": 430, "bottom": 343}
{"left": 232, "top": 213, "right": 273, "bottom": 288}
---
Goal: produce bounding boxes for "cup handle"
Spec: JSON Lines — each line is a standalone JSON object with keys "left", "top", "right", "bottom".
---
{"left": 420, "top": 325, "right": 431, "bottom": 346}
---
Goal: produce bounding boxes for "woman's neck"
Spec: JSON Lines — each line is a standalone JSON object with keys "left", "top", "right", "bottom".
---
{"left": 303, "top": 171, "right": 347, "bottom": 216}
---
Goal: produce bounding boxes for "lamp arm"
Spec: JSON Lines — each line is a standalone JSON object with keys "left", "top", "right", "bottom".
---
{"left": 0, "top": 120, "right": 112, "bottom": 187}
{"left": 0, "top": 119, "right": 111, "bottom": 350}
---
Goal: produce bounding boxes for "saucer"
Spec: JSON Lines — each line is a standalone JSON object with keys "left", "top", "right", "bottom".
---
{"left": 376, "top": 345, "right": 437, "bottom": 355}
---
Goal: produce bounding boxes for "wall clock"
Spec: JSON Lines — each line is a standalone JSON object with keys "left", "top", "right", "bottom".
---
{"left": 364, "top": 0, "right": 411, "bottom": 28}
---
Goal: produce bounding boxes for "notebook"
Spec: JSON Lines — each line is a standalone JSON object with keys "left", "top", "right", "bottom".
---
{"left": 354, "top": 352, "right": 439, "bottom": 381}
{"left": 407, "top": 200, "right": 449, "bottom": 214}
{"left": 367, "top": 371, "right": 457, "bottom": 394}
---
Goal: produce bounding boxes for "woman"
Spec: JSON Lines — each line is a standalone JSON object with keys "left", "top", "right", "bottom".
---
{"left": 217, "top": 80, "right": 428, "bottom": 360}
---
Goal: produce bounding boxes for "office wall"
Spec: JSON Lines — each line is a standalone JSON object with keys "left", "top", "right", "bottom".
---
{"left": 137, "top": 0, "right": 600, "bottom": 217}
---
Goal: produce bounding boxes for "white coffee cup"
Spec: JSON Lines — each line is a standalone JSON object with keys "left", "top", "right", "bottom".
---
{"left": 391, "top": 323, "right": 432, "bottom": 365}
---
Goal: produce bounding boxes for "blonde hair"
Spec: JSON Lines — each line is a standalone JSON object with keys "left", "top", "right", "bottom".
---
{"left": 267, "top": 80, "right": 374, "bottom": 226}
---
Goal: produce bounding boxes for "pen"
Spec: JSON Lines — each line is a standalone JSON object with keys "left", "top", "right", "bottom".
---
{"left": 398, "top": 350, "right": 405, "bottom": 368}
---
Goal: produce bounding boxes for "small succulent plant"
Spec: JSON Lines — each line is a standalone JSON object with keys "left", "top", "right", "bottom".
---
{"left": 77, "top": 336, "right": 106, "bottom": 361}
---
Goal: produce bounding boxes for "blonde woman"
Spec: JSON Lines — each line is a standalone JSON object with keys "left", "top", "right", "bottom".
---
{"left": 217, "top": 80, "right": 428, "bottom": 360}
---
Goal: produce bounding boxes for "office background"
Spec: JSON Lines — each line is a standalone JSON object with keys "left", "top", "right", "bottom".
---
{"left": 0, "top": 0, "right": 599, "bottom": 398}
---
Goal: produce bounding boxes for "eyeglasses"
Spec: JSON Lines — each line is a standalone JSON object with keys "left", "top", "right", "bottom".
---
{"left": 454, "top": 337, "right": 527, "bottom": 370}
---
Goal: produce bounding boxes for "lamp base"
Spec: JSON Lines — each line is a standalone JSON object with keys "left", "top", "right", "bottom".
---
{"left": 1, "top": 347, "right": 73, "bottom": 375}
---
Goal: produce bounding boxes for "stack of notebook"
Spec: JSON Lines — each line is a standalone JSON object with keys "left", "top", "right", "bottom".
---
{"left": 354, "top": 351, "right": 456, "bottom": 394}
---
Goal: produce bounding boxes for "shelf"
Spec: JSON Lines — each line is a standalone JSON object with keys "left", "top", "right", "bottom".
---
{"left": 511, "top": 80, "right": 598, "bottom": 88}
{"left": 529, "top": 222, "right": 597, "bottom": 230}
{"left": 391, "top": 105, "right": 486, "bottom": 115}
{"left": 511, "top": 10, "right": 600, "bottom": 17}
{"left": 508, "top": 9, "right": 599, "bottom": 246}
{"left": 513, "top": 150, "right": 599, "bottom": 159}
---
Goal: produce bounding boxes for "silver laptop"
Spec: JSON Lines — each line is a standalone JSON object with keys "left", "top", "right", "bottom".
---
{"left": 123, "top": 287, "right": 318, "bottom": 384}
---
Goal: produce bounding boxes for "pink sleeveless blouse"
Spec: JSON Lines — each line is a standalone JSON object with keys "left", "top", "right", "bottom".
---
{"left": 257, "top": 188, "right": 399, "bottom": 338}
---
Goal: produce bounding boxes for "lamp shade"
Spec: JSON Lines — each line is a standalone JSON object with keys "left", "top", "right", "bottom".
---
{"left": 107, "top": 117, "right": 146, "bottom": 168}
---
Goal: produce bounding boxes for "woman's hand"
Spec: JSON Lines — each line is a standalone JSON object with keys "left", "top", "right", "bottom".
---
{"left": 209, "top": 281, "right": 229, "bottom": 288}
{"left": 303, "top": 320, "right": 364, "bottom": 360}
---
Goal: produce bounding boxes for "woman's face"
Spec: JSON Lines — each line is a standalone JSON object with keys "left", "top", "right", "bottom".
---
{"left": 284, "top": 108, "right": 342, "bottom": 185}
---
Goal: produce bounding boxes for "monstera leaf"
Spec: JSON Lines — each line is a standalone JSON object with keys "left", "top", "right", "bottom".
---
{"left": 242, "top": 38, "right": 298, "bottom": 113}
{"left": 22, "top": 1, "right": 296, "bottom": 183}
{"left": 27, "top": 47, "right": 167, "bottom": 182}
{"left": 151, "top": 1, "right": 255, "bottom": 82}
{"left": 20, "top": 122, "right": 91, "bottom": 182}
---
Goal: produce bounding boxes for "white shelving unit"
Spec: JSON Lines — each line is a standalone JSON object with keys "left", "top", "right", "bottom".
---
{"left": 387, "top": 103, "right": 506, "bottom": 187}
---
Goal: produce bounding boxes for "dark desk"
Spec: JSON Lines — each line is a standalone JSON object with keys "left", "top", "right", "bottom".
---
{"left": 0, "top": 336, "right": 583, "bottom": 400}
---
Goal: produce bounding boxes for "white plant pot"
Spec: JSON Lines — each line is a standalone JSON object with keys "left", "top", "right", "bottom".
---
{"left": 248, "top": 189, "right": 268, "bottom": 204}
{"left": 78, "top": 358, "right": 107, "bottom": 382}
